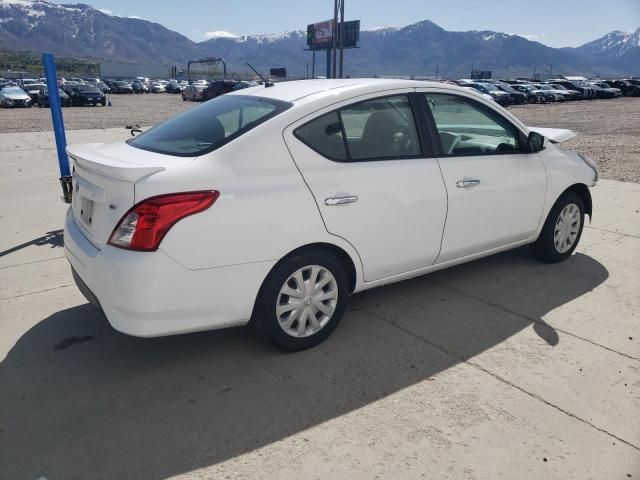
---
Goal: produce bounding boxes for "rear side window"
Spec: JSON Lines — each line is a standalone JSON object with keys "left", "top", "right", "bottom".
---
{"left": 130, "top": 95, "right": 291, "bottom": 157}
{"left": 294, "top": 111, "right": 347, "bottom": 161}
{"left": 294, "top": 94, "right": 421, "bottom": 162}
{"left": 340, "top": 96, "right": 420, "bottom": 160}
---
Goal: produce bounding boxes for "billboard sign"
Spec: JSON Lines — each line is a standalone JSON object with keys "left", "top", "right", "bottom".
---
{"left": 339, "top": 20, "right": 360, "bottom": 48}
{"left": 270, "top": 67, "right": 287, "bottom": 79}
{"left": 470, "top": 70, "right": 492, "bottom": 79}
{"left": 307, "top": 20, "right": 335, "bottom": 48}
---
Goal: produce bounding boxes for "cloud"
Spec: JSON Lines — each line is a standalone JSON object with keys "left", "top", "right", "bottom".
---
{"left": 519, "top": 33, "right": 546, "bottom": 41}
{"left": 203, "top": 30, "right": 239, "bottom": 40}
{"left": 97, "top": 8, "right": 112, "bottom": 15}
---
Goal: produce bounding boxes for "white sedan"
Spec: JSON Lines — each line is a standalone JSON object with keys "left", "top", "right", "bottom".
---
{"left": 64, "top": 79, "right": 598, "bottom": 351}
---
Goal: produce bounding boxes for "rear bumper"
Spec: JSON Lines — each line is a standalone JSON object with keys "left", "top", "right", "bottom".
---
{"left": 64, "top": 208, "right": 274, "bottom": 337}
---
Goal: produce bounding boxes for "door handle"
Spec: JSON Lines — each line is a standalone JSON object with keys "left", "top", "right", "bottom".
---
{"left": 456, "top": 179, "right": 480, "bottom": 188}
{"left": 324, "top": 195, "right": 358, "bottom": 206}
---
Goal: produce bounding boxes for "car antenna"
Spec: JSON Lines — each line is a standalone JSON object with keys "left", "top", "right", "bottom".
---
{"left": 246, "top": 63, "right": 273, "bottom": 87}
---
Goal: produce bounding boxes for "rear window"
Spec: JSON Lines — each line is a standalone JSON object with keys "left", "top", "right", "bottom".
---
{"left": 129, "top": 95, "right": 291, "bottom": 157}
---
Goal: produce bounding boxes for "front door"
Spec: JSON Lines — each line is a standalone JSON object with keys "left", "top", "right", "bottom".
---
{"left": 284, "top": 92, "right": 448, "bottom": 282}
{"left": 420, "top": 90, "right": 547, "bottom": 263}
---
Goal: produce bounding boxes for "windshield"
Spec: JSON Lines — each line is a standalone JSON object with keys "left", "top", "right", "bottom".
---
{"left": 1, "top": 87, "right": 26, "bottom": 94}
{"left": 129, "top": 95, "right": 292, "bottom": 157}
{"left": 479, "top": 83, "right": 500, "bottom": 92}
{"left": 78, "top": 85, "right": 100, "bottom": 92}
{"left": 551, "top": 84, "right": 567, "bottom": 90}
{"left": 498, "top": 84, "right": 514, "bottom": 92}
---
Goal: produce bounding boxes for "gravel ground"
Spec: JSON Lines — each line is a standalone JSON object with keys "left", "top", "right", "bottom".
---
{"left": 510, "top": 97, "right": 640, "bottom": 183}
{"left": 1, "top": 93, "right": 638, "bottom": 182}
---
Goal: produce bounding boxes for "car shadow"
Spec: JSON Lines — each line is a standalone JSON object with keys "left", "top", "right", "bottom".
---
{"left": 0, "top": 249, "right": 608, "bottom": 479}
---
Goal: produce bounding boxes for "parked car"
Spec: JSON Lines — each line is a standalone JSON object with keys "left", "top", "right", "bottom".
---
{"left": 36, "top": 87, "right": 72, "bottom": 107}
{"left": 182, "top": 84, "right": 207, "bottom": 101}
{"left": 503, "top": 84, "right": 544, "bottom": 103}
{"left": 590, "top": 82, "right": 622, "bottom": 98}
{"left": 202, "top": 79, "right": 242, "bottom": 101}
{"left": 166, "top": 80, "right": 184, "bottom": 94}
{"left": 62, "top": 81, "right": 79, "bottom": 95}
{"left": 493, "top": 82, "right": 527, "bottom": 104}
{"left": 607, "top": 80, "right": 640, "bottom": 96}
{"left": 111, "top": 81, "right": 134, "bottom": 94}
{"left": 531, "top": 84, "right": 570, "bottom": 102}
{"left": 132, "top": 80, "right": 149, "bottom": 94}
{"left": 460, "top": 86, "right": 494, "bottom": 102}
{"left": 0, "top": 86, "right": 32, "bottom": 107}
{"left": 548, "top": 80, "right": 596, "bottom": 99}
{"left": 69, "top": 84, "right": 107, "bottom": 106}
{"left": 547, "top": 84, "right": 582, "bottom": 100}
{"left": 150, "top": 82, "right": 166, "bottom": 93}
{"left": 64, "top": 79, "right": 598, "bottom": 351}
{"left": 18, "top": 78, "right": 38, "bottom": 89}
{"left": 96, "top": 81, "right": 111, "bottom": 94}
{"left": 583, "top": 82, "right": 617, "bottom": 99}
{"left": 468, "top": 82, "right": 511, "bottom": 106}
{"left": 24, "top": 83, "right": 47, "bottom": 102}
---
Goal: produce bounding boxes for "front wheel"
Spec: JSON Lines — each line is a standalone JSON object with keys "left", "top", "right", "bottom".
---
{"left": 252, "top": 249, "right": 349, "bottom": 351}
{"left": 531, "top": 191, "right": 585, "bottom": 263}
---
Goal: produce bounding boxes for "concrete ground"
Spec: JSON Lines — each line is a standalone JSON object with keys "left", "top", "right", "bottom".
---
{"left": 0, "top": 129, "right": 638, "bottom": 480}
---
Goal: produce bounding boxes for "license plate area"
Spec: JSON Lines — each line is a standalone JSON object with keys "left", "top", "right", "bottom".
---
{"left": 80, "top": 196, "right": 95, "bottom": 227}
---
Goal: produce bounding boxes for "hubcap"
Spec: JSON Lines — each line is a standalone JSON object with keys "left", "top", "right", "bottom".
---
{"left": 554, "top": 203, "right": 581, "bottom": 253}
{"left": 276, "top": 265, "right": 338, "bottom": 338}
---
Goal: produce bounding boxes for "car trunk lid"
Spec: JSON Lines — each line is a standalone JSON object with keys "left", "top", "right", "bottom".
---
{"left": 67, "top": 141, "right": 193, "bottom": 249}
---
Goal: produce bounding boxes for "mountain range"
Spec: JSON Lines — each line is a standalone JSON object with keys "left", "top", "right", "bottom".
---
{"left": 0, "top": 0, "right": 638, "bottom": 77}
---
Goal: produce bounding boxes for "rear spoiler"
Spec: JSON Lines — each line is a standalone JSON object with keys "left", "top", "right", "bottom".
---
{"left": 527, "top": 127, "right": 576, "bottom": 144}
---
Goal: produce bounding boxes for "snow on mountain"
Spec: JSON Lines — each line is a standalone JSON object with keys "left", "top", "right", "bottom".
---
{"left": 578, "top": 28, "right": 640, "bottom": 56}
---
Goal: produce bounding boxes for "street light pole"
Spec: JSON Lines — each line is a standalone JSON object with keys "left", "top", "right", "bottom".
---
{"left": 332, "top": 0, "right": 338, "bottom": 78}
{"left": 338, "top": 0, "right": 345, "bottom": 78}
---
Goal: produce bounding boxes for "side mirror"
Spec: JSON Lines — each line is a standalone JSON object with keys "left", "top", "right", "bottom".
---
{"left": 527, "top": 131, "right": 545, "bottom": 153}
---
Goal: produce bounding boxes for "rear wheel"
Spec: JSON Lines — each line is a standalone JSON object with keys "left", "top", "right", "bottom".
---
{"left": 531, "top": 191, "right": 585, "bottom": 263}
{"left": 252, "top": 249, "right": 349, "bottom": 351}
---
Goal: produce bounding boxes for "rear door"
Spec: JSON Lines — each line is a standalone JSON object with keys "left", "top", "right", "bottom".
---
{"left": 284, "top": 92, "right": 448, "bottom": 282}
{"left": 418, "top": 89, "right": 546, "bottom": 263}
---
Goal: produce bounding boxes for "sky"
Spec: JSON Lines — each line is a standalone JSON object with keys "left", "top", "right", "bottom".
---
{"left": 76, "top": 0, "right": 639, "bottom": 47}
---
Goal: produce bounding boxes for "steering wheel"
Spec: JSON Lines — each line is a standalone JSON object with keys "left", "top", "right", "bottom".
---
{"left": 495, "top": 142, "right": 514, "bottom": 153}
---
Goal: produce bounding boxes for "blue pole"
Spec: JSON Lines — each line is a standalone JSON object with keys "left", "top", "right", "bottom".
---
{"left": 42, "top": 53, "right": 73, "bottom": 202}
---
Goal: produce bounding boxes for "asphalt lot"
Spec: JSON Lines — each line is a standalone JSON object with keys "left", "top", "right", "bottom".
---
{"left": 0, "top": 93, "right": 638, "bottom": 182}
{"left": 0, "top": 127, "right": 638, "bottom": 479}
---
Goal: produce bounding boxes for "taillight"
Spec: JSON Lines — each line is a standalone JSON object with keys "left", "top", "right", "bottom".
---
{"left": 108, "top": 191, "right": 219, "bottom": 251}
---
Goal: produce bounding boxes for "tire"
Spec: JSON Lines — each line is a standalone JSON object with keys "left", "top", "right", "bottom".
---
{"left": 252, "top": 249, "right": 349, "bottom": 351}
{"left": 182, "top": 94, "right": 186, "bottom": 101}
{"left": 531, "top": 191, "right": 585, "bottom": 263}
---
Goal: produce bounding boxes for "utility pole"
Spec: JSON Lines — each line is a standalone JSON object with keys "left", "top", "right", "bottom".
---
{"left": 332, "top": 0, "right": 338, "bottom": 78}
{"left": 338, "top": 0, "right": 345, "bottom": 78}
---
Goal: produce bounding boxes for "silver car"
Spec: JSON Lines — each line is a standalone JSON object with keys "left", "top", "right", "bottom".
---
{"left": 182, "top": 84, "right": 206, "bottom": 101}
{"left": 0, "top": 86, "right": 32, "bottom": 108}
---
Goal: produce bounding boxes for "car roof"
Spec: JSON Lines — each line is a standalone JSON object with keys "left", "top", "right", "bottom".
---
{"left": 229, "top": 78, "right": 444, "bottom": 103}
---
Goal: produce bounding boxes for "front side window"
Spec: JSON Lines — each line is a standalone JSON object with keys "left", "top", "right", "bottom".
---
{"left": 426, "top": 93, "right": 521, "bottom": 156}
{"left": 130, "top": 95, "right": 291, "bottom": 157}
{"left": 295, "top": 94, "right": 421, "bottom": 162}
